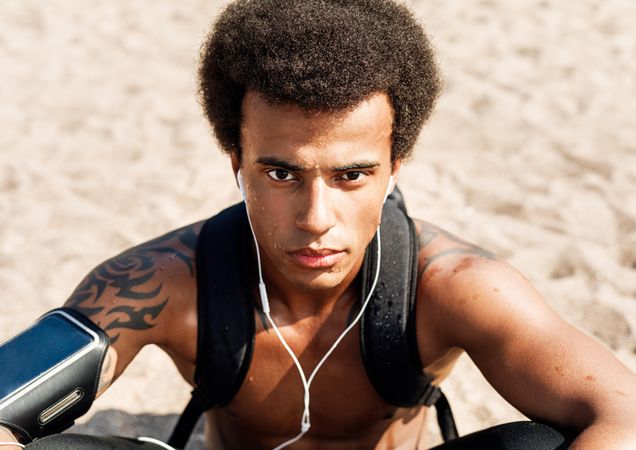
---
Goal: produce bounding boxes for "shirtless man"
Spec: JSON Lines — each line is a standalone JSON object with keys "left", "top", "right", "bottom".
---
{"left": 1, "top": 0, "right": 635, "bottom": 449}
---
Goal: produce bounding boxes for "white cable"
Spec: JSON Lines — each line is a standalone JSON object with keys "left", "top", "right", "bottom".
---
{"left": 137, "top": 437, "right": 177, "bottom": 449}
{"left": 0, "top": 443, "right": 25, "bottom": 448}
{"left": 243, "top": 193, "right": 383, "bottom": 450}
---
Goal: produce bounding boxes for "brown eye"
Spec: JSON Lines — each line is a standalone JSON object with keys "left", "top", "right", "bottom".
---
{"left": 343, "top": 171, "right": 363, "bottom": 181}
{"left": 266, "top": 169, "right": 295, "bottom": 181}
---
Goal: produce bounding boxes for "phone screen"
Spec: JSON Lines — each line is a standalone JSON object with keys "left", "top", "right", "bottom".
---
{"left": 0, "top": 314, "right": 94, "bottom": 404}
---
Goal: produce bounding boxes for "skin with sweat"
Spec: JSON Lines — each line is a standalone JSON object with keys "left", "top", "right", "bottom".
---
{"left": 2, "top": 92, "right": 635, "bottom": 449}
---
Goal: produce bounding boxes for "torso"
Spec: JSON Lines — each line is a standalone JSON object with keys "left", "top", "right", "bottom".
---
{"left": 154, "top": 217, "right": 470, "bottom": 449}
{"left": 206, "top": 310, "right": 430, "bottom": 449}
{"left": 164, "top": 281, "right": 438, "bottom": 449}
{"left": 70, "top": 216, "right": 472, "bottom": 449}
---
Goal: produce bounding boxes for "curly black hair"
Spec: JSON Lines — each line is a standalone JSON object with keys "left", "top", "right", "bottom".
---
{"left": 198, "top": 0, "right": 442, "bottom": 162}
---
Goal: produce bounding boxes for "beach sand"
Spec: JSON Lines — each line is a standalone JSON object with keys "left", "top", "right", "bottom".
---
{"left": 1, "top": 0, "right": 634, "bottom": 447}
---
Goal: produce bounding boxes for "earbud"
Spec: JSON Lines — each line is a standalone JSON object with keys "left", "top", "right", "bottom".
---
{"left": 237, "top": 170, "right": 247, "bottom": 201}
{"left": 383, "top": 175, "right": 395, "bottom": 204}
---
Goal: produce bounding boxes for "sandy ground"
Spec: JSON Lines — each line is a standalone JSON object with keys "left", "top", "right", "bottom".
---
{"left": 1, "top": 0, "right": 635, "bottom": 448}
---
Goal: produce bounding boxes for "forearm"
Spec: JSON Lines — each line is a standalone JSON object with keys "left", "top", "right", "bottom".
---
{"left": 0, "top": 426, "right": 23, "bottom": 449}
{"left": 570, "top": 420, "right": 636, "bottom": 450}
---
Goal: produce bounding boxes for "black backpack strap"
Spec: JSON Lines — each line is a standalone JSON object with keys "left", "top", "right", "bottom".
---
{"left": 434, "top": 391, "right": 459, "bottom": 442}
{"left": 169, "top": 203, "right": 256, "bottom": 449}
{"left": 360, "top": 189, "right": 458, "bottom": 440}
{"left": 360, "top": 190, "right": 438, "bottom": 406}
{"left": 168, "top": 387, "right": 211, "bottom": 449}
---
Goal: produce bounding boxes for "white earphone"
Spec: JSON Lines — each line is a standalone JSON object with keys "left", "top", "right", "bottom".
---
{"left": 383, "top": 175, "right": 395, "bottom": 204}
{"left": 237, "top": 170, "right": 247, "bottom": 201}
{"left": 236, "top": 168, "right": 392, "bottom": 450}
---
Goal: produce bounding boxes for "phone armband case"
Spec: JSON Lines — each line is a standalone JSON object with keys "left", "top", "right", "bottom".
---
{"left": 0, "top": 308, "right": 109, "bottom": 442}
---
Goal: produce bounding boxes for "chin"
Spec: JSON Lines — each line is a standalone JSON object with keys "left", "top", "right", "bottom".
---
{"left": 286, "top": 268, "right": 351, "bottom": 292}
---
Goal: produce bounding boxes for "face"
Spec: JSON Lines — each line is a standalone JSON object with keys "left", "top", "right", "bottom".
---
{"left": 234, "top": 91, "right": 400, "bottom": 293}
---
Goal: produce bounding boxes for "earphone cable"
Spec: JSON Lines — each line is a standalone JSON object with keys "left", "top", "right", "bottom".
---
{"left": 245, "top": 206, "right": 382, "bottom": 450}
{"left": 240, "top": 172, "right": 386, "bottom": 450}
{"left": 264, "top": 230, "right": 381, "bottom": 450}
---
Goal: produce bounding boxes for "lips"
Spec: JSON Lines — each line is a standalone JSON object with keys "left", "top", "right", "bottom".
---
{"left": 288, "top": 247, "right": 346, "bottom": 269}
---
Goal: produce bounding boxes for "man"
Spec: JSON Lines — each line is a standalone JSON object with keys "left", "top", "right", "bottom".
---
{"left": 1, "top": 0, "right": 635, "bottom": 449}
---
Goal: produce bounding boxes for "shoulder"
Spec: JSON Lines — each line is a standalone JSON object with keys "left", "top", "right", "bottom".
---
{"left": 64, "top": 221, "right": 206, "bottom": 348}
{"left": 413, "top": 219, "right": 558, "bottom": 366}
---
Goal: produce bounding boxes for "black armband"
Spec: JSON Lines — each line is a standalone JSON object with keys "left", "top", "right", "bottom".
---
{"left": 0, "top": 308, "right": 109, "bottom": 442}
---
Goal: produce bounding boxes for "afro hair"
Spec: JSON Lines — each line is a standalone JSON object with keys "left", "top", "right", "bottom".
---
{"left": 198, "top": 0, "right": 442, "bottom": 162}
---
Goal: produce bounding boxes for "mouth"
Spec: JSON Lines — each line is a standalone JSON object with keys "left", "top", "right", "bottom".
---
{"left": 287, "top": 247, "right": 346, "bottom": 269}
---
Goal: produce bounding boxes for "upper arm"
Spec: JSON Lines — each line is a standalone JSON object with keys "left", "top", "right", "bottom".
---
{"left": 415, "top": 221, "right": 636, "bottom": 431}
{"left": 63, "top": 222, "right": 201, "bottom": 393}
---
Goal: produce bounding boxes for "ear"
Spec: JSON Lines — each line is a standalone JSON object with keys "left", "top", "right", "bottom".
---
{"left": 390, "top": 159, "right": 402, "bottom": 189}
{"left": 231, "top": 153, "right": 241, "bottom": 186}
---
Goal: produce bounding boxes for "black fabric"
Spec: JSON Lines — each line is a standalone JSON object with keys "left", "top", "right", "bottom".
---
{"left": 192, "top": 203, "right": 256, "bottom": 406}
{"left": 431, "top": 421, "right": 577, "bottom": 450}
{"left": 0, "top": 308, "right": 109, "bottom": 442}
{"left": 26, "top": 434, "right": 167, "bottom": 449}
{"left": 24, "top": 421, "right": 577, "bottom": 449}
{"left": 168, "top": 204, "right": 256, "bottom": 448}
{"left": 434, "top": 392, "right": 459, "bottom": 442}
{"left": 359, "top": 191, "right": 441, "bottom": 407}
{"left": 166, "top": 388, "right": 208, "bottom": 449}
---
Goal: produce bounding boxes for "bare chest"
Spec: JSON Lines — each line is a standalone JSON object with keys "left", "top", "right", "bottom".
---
{"left": 211, "top": 311, "right": 415, "bottom": 447}
{"left": 166, "top": 289, "right": 444, "bottom": 448}
{"left": 232, "top": 316, "right": 392, "bottom": 426}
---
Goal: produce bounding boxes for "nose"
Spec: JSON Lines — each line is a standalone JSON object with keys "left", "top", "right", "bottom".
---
{"left": 295, "top": 178, "right": 336, "bottom": 236}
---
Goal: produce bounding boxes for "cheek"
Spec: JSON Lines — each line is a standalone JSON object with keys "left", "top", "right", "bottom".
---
{"left": 249, "top": 197, "right": 288, "bottom": 245}
{"left": 340, "top": 199, "right": 383, "bottom": 244}
{"left": 249, "top": 188, "right": 384, "bottom": 248}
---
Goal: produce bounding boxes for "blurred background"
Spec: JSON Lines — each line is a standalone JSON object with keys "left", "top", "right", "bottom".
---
{"left": 1, "top": 0, "right": 635, "bottom": 447}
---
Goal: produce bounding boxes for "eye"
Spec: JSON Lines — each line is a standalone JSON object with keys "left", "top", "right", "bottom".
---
{"left": 266, "top": 169, "right": 296, "bottom": 181}
{"left": 341, "top": 171, "right": 365, "bottom": 182}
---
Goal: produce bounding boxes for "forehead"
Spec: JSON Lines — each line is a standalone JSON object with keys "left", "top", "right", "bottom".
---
{"left": 240, "top": 91, "right": 393, "bottom": 165}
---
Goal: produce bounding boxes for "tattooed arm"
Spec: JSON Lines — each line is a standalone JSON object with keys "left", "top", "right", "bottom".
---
{"left": 411, "top": 220, "right": 497, "bottom": 381}
{"left": 0, "top": 223, "right": 203, "bottom": 444}
{"left": 64, "top": 222, "right": 202, "bottom": 394}
{"left": 414, "top": 220, "right": 636, "bottom": 448}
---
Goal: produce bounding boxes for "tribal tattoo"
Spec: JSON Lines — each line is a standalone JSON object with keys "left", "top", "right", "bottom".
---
{"left": 65, "top": 226, "right": 198, "bottom": 344}
{"left": 417, "top": 221, "right": 497, "bottom": 279}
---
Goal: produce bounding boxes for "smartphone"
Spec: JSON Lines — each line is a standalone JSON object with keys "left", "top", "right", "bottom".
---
{"left": 0, "top": 311, "right": 100, "bottom": 414}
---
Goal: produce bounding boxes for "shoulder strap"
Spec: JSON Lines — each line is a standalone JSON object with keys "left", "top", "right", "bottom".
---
{"left": 169, "top": 203, "right": 256, "bottom": 449}
{"left": 359, "top": 188, "right": 441, "bottom": 407}
{"left": 359, "top": 189, "right": 458, "bottom": 441}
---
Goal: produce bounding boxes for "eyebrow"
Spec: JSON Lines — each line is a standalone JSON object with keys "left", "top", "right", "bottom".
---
{"left": 256, "top": 156, "right": 380, "bottom": 172}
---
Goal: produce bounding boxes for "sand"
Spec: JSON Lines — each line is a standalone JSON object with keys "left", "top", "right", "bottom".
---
{"left": 1, "top": 0, "right": 634, "bottom": 448}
